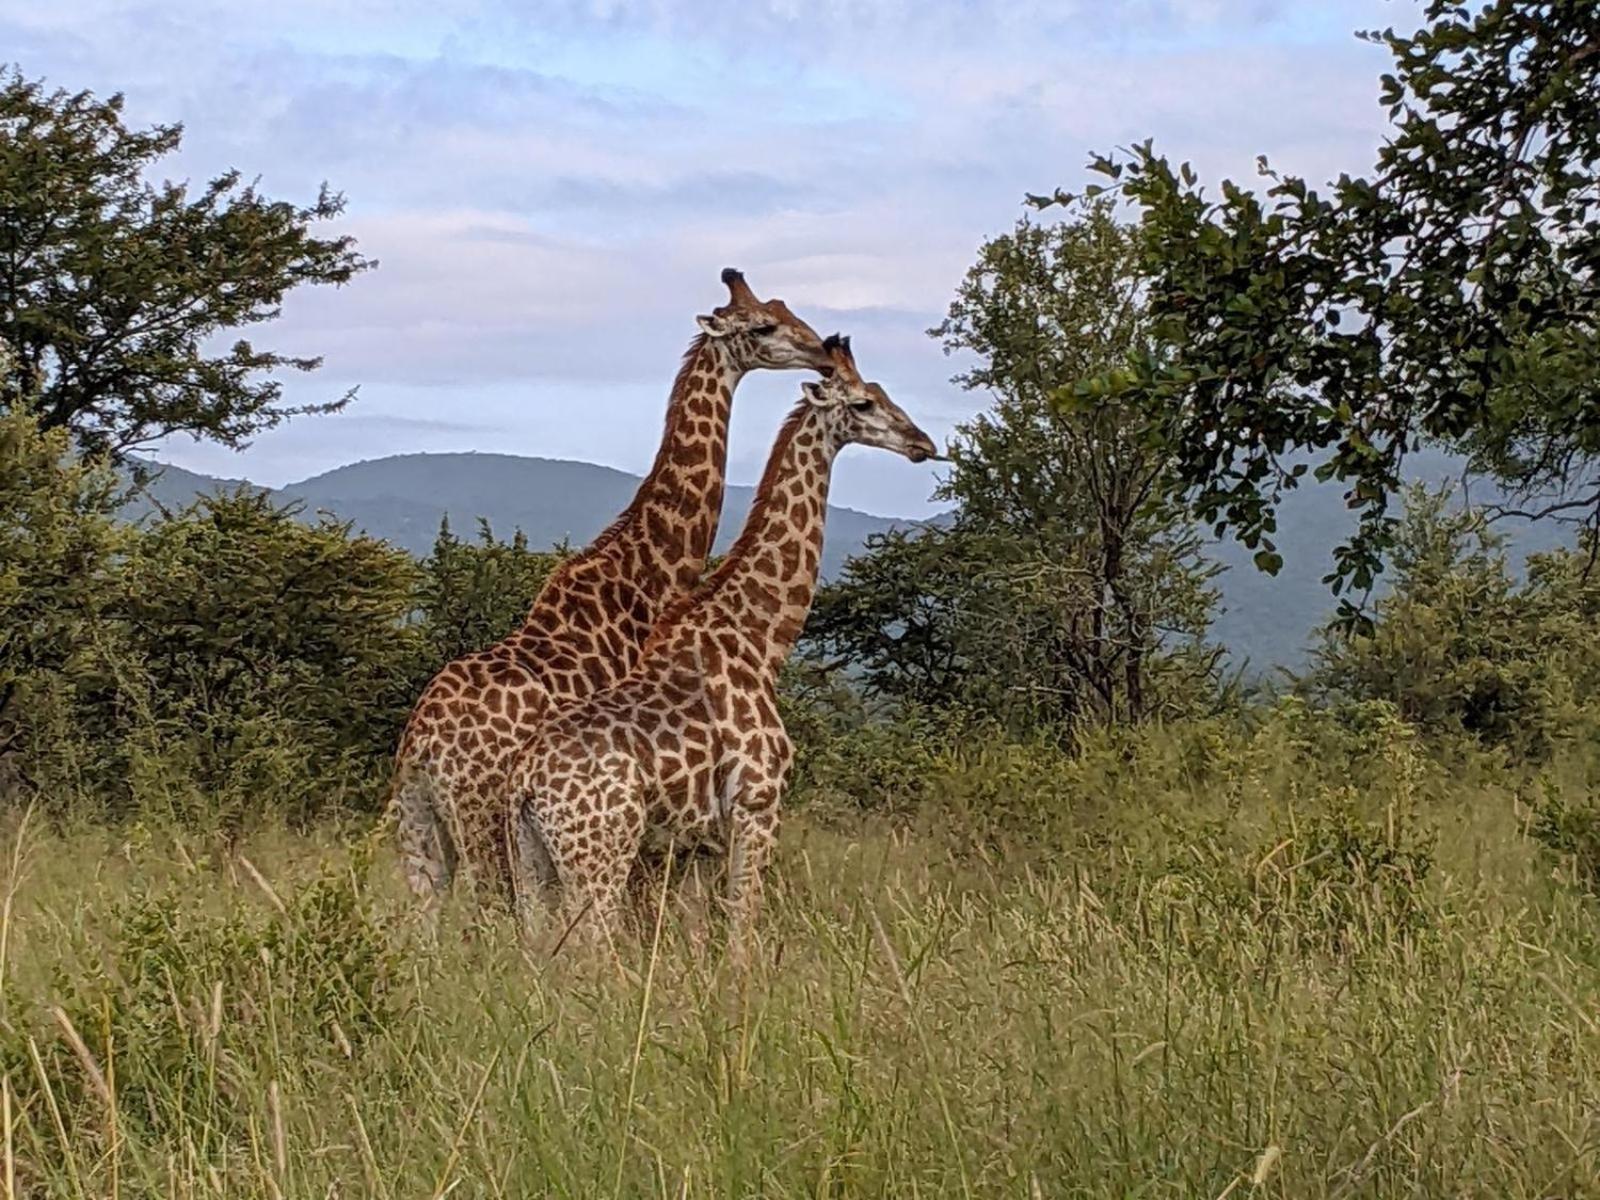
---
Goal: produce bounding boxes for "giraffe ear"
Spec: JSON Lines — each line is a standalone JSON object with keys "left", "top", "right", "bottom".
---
{"left": 801, "top": 380, "right": 830, "bottom": 407}
{"left": 697, "top": 313, "right": 732, "bottom": 338}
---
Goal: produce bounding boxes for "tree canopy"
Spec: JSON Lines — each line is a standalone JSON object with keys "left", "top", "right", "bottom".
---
{"left": 1044, "top": 1, "right": 1600, "bottom": 619}
{"left": 806, "top": 203, "right": 1220, "bottom": 732}
{"left": 0, "top": 68, "right": 373, "bottom": 457}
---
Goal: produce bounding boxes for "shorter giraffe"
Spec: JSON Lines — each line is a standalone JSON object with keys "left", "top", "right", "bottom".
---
{"left": 505, "top": 336, "right": 938, "bottom": 952}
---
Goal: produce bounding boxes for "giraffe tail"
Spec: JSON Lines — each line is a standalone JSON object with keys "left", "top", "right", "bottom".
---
{"left": 391, "top": 760, "right": 455, "bottom": 904}
{"left": 506, "top": 780, "right": 559, "bottom": 935}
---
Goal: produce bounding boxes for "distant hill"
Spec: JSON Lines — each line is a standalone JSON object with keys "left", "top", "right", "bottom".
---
{"left": 123, "top": 447, "right": 1575, "bottom": 671}
{"left": 123, "top": 452, "right": 908, "bottom": 586}
{"left": 120, "top": 460, "right": 264, "bottom": 520}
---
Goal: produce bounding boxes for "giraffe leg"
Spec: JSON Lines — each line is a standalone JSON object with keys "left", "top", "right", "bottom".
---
{"left": 444, "top": 773, "right": 511, "bottom": 913}
{"left": 548, "top": 789, "right": 644, "bottom": 968}
{"left": 393, "top": 766, "right": 456, "bottom": 925}
{"left": 726, "top": 795, "right": 780, "bottom": 967}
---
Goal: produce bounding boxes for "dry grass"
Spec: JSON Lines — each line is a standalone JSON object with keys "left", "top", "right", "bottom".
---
{"left": 1, "top": 721, "right": 1597, "bottom": 1198}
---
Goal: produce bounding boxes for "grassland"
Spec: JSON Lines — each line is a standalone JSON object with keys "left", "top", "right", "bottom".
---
{"left": 2, "top": 710, "right": 1597, "bottom": 1198}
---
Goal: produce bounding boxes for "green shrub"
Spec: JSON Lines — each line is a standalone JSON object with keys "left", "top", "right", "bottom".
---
{"left": 787, "top": 706, "right": 946, "bottom": 817}
{"left": 1311, "top": 487, "right": 1600, "bottom": 761}
{"left": 0, "top": 401, "right": 127, "bottom": 802}
{"left": 1529, "top": 769, "right": 1600, "bottom": 898}
{"left": 412, "top": 516, "right": 565, "bottom": 666}
{"left": 5, "top": 842, "right": 398, "bottom": 1159}
{"left": 76, "top": 491, "right": 423, "bottom": 822}
{"left": 2, "top": 429, "right": 578, "bottom": 825}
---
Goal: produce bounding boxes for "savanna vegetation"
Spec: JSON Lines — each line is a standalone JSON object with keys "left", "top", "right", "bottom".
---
{"left": 2, "top": 4, "right": 1599, "bottom": 1195}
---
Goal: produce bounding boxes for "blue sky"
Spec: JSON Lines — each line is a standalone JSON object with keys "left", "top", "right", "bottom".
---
{"left": 7, "top": 0, "right": 1402, "bottom": 517}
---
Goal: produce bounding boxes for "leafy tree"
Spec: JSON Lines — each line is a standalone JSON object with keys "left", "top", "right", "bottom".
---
{"left": 412, "top": 517, "right": 566, "bottom": 666}
{"left": 0, "top": 69, "right": 373, "bottom": 456}
{"left": 110, "top": 491, "right": 420, "bottom": 819}
{"left": 807, "top": 203, "right": 1220, "bottom": 731}
{"left": 1047, "top": 1, "right": 1600, "bottom": 614}
{"left": 806, "top": 525, "right": 968, "bottom": 710}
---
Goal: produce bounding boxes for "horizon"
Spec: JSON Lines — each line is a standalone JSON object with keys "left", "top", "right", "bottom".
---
{"left": 12, "top": 0, "right": 1397, "bottom": 518}
{"left": 137, "top": 445, "right": 940, "bottom": 520}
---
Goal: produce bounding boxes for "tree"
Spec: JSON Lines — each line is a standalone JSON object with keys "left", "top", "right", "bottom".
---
{"left": 413, "top": 517, "right": 566, "bottom": 665}
{"left": 806, "top": 203, "right": 1220, "bottom": 731}
{"left": 0, "top": 68, "right": 373, "bottom": 456}
{"left": 1046, "top": 1, "right": 1600, "bottom": 617}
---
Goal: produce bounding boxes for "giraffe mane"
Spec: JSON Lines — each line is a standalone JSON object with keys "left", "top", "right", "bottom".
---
{"left": 561, "top": 332, "right": 713, "bottom": 563}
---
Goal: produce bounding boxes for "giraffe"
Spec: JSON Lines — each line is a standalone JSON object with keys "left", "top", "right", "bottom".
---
{"left": 504, "top": 335, "right": 938, "bottom": 954}
{"left": 392, "top": 268, "right": 833, "bottom": 913}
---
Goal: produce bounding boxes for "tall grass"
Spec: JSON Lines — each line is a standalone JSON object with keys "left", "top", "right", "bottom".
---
{"left": 1, "top": 710, "right": 1597, "bottom": 1197}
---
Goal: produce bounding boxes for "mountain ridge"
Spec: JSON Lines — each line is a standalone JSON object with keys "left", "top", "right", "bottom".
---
{"left": 123, "top": 451, "right": 916, "bottom": 585}
{"left": 123, "top": 448, "right": 1575, "bottom": 669}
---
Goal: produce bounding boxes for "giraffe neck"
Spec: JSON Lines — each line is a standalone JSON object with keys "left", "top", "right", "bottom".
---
{"left": 697, "top": 403, "right": 838, "bottom": 676}
{"left": 521, "top": 336, "right": 742, "bottom": 632}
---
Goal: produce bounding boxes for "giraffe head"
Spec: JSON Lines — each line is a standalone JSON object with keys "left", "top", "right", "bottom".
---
{"left": 695, "top": 268, "right": 831, "bottom": 372}
{"left": 800, "top": 335, "right": 941, "bottom": 463}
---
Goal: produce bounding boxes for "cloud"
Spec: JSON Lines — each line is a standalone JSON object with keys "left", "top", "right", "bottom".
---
{"left": 8, "top": 0, "right": 1402, "bottom": 517}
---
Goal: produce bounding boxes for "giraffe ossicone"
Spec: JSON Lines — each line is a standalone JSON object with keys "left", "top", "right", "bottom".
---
{"left": 505, "top": 335, "right": 939, "bottom": 955}
{"left": 390, "top": 269, "right": 832, "bottom": 917}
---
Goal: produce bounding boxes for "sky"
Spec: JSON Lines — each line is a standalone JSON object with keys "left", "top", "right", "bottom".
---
{"left": 7, "top": 0, "right": 1404, "bottom": 518}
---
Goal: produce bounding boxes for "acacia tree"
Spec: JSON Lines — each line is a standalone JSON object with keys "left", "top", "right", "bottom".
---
{"left": 1047, "top": 1, "right": 1600, "bottom": 621}
{"left": 0, "top": 69, "right": 373, "bottom": 456}
{"left": 807, "top": 202, "right": 1219, "bottom": 730}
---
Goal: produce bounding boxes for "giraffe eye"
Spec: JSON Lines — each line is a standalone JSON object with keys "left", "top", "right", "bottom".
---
{"left": 849, "top": 398, "right": 873, "bottom": 412}
{"left": 750, "top": 323, "right": 779, "bottom": 336}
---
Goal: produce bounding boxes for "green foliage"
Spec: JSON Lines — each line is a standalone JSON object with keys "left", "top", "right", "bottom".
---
{"left": 807, "top": 202, "right": 1221, "bottom": 733}
{"left": 11, "top": 839, "right": 398, "bottom": 1162}
{"left": 1, "top": 454, "right": 575, "bottom": 823}
{"left": 96, "top": 491, "right": 422, "bottom": 823}
{"left": 0, "top": 362, "right": 125, "bottom": 797}
{"left": 1310, "top": 486, "right": 1600, "bottom": 758}
{"left": 784, "top": 695, "right": 947, "bottom": 818}
{"left": 1531, "top": 779, "right": 1600, "bottom": 898}
{"left": 0, "top": 68, "right": 373, "bottom": 457}
{"left": 1045, "top": 1, "right": 1600, "bottom": 609}
{"left": 412, "top": 516, "right": 564, "bottom": 666}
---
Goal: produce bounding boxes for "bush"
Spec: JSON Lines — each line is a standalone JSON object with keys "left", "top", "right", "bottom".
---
{"left": 1310, "top": 487, "right": 1600, "bottom": 760}
{"left": 1528, "top": 756, "right": 1600, "bottom": 898}
{"left": 2, "top": 432, "right": 578, "bottom": 825}
{"left": 104, "top": 491, "right": 422, "bottom": 822}
{"left": 6, "top": 484, "right": 427, "bottom": 824}
{"left": 412, "top": 517, "right": 565, "bottom": 666}
{"left": 0, "top": 399, "right": 127, "bottom": 802}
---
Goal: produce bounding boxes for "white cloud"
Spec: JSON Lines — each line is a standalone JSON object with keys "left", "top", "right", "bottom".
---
{"left": 7, "top": 0, "right": 1403, "bottom": 516}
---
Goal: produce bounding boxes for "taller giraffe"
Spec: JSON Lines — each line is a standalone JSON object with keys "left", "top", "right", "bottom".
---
{"left": 393, "top": 269, "right": 831, "bottom": 910}
{"left": 505, "top": 336, "right": 938, "bottom": 953}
